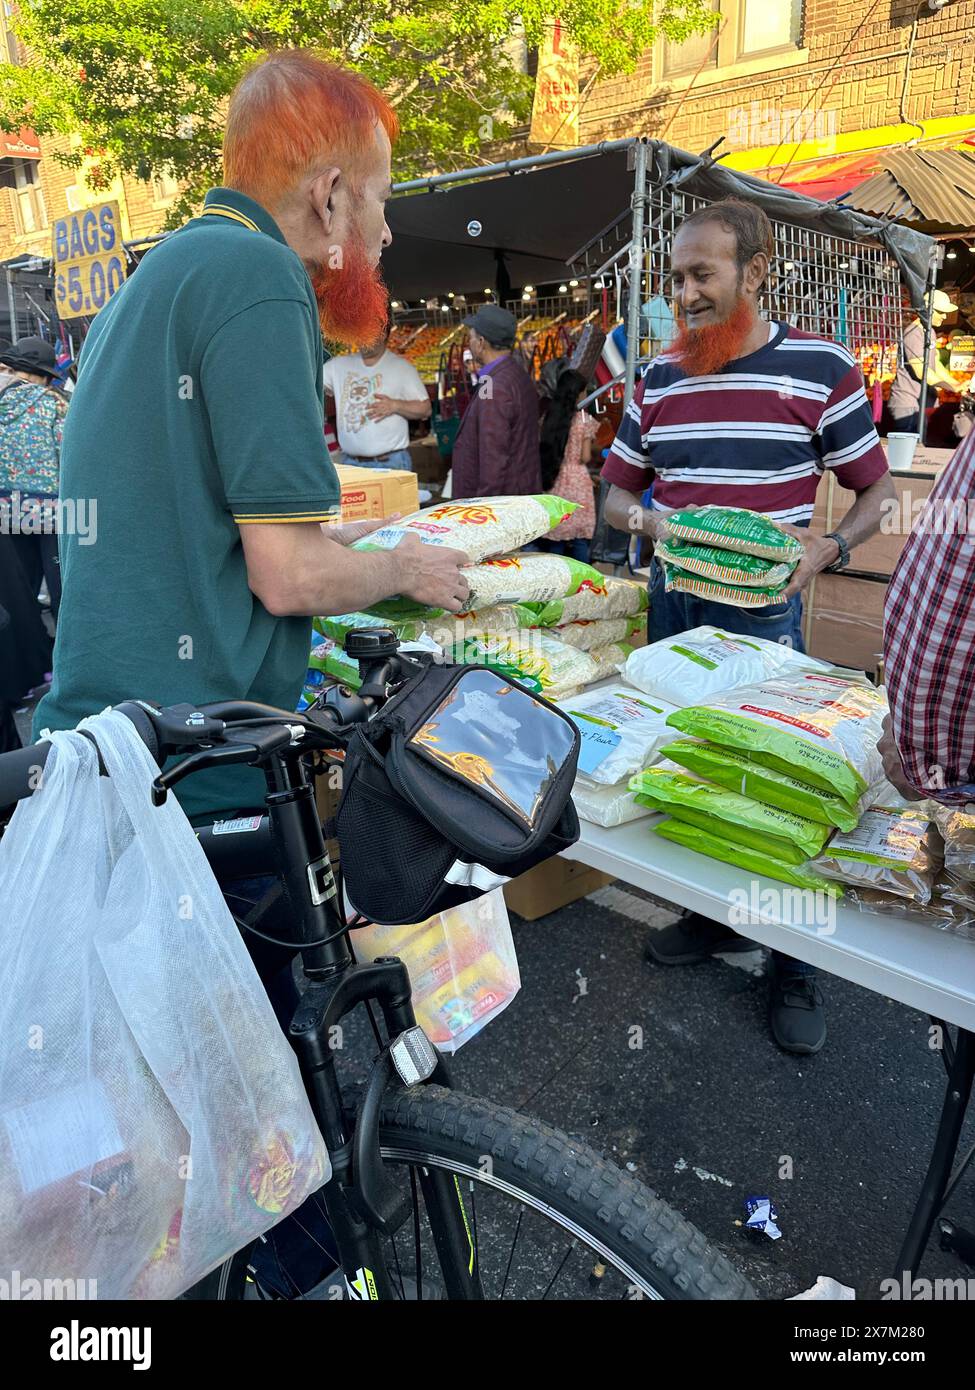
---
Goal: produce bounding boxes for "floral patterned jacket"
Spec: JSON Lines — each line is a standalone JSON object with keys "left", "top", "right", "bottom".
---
{"left": 0, "top": 378, "right": 68, "bottom": 500}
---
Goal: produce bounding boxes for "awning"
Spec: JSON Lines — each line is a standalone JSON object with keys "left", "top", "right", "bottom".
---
{"left": 840, "top": 146, "right": 975, "bottom": 231}
{"left": 0, "top": 128, "right": 41, "bottom": 159}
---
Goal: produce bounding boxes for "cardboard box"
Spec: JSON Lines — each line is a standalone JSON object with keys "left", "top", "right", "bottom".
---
{"left": 503, "top": 855, "right": 614, "bottom": 921}
{"left": 805, "top": 572, "right": 886, "bottom": 675}
{"left": 809, "top": 471, "right": 937, "bottom": 578}
{"left": 330, "top": 465, "right": 419, "bottom": 523}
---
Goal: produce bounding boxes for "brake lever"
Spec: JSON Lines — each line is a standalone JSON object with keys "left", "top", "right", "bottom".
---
{"left": 150, "top": 724, "right": 298, "bottom": 805}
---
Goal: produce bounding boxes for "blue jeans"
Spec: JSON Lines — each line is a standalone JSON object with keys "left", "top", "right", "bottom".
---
{"left": 648, "top": 559, "right": 814, "bottom": 980}
{"left": 340, "top": 449, "right": 413, "bottom": 471}
{"left": 535, "top": 536, "right": 592, "bottom": 563}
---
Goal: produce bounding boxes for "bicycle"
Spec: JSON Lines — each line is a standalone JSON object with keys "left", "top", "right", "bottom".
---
{"left": 0, "top": 631, "right": 757, "bottom": 1301}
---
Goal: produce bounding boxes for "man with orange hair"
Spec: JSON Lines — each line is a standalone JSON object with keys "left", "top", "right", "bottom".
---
{"left": 37, "top": 50, "right": 468, "bottom": 823}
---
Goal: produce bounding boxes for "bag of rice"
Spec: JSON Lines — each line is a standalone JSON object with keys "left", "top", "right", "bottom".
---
{"left": 368, "top": 552, "right": 606, "bottom": 622}
{"left": 666, "top": 671, "right": 887, "bottom": 807}
{"left": 526, "top": 575, "right": 650, "bottom": 625}
{"left": 589, "top": 642, "right": 634, "bottom": 682}
{"left": 652, "top": 817, "right": 841, "bottom": 895}
{"left": 656, "top": 539, "right": 797, "bottom": 589}
{"left": 572, "top": 778, "right": 655, "bottom": 828}
{"left": 661, "top": 564, "right": 788, "bottom": 609}
{"left": 664, "top": 506, "right": 805, "bottom": 563}
{"left": 557, "top": 686, "right": 680, "bottom": 785}
{"left": 931, "top": 803, "right": 975, "bottom": 881}
{"left": 352, "top": 496, "right": 578, "bottom": 565}
{"left": 316, "top": 610, "right": 425, "bottom": 644}
{"left": 418, "top": 605, "right": 537, "bottom": 645}
{"left": 629, "top": 766, "right": 831, "bottom": 862}
{"left": 450, "top": 629, "right": 598, "bottom": 698}
{"left": 661, "top": 739, "right": 862, "bottom": 831}
{"left": 309, "top": 637, "right": 362, "bottom": 689}
{"left": 811, "top": 807, "right": 939, "bottom": 903}
{"left": 623, "top": 625, "right": 831, "bottom": 705}
{"left": 557, "top": 615, "right": 645, "bottom": 651}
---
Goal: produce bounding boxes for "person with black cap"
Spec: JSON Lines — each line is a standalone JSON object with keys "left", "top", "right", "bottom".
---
{"left": 451, "top": 305, "right": 541, "bottom": 497}
{"left": 0, "top": 336, "right": 68, "bottom": 626}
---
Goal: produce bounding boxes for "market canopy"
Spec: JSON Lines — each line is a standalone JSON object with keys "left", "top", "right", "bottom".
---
{"left": 384, "top": 138, "right": 934, "bottom": 309}
{"left": 839, "top": 145, "right": 975, "bottom": 232}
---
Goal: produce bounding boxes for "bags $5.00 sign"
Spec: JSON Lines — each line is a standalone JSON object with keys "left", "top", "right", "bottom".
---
{"left": 52, "top": 201, "right": 127, "bottom": 321}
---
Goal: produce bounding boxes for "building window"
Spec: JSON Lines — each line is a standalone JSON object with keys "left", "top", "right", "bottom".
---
{"left": 739, "top": 0, "right": 802, "bottom": 58}
{"left": 662, "top": 2, "right": 720, "bottom": 79}
{"left": 0, "top": 157, "right": 47, "bottom": 233}
{"left": 152, "top": 169, "right": 179, "bottom": 203}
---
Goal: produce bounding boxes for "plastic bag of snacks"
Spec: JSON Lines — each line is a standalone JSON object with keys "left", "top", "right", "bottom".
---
{"left": 557, "top": 615, "right": 645, "bottom": 651}
{"left": 664, "top": 506, "right": 805, "bottom": 563}
{"left": 351, "top": 889, "right": 520, "bottom": 1053}
{"left": 660, "top": 565, "right": 789, "bottom": 609}
{"left": 661, "top": 739, "right": 862, "bottom": 831}
{"left": 571, "top": 778, "right": 655, "bottom": 828}
{"left": 452, "top": 629, "right": 598, "bottom": 698}
{"left": 590, "top": 642, "right": 634, "bottom": 682}
{"left": 352, "top": 496, "right": 578, "bottom": 565}
{"left": 666, "top": 671, "right": 887, "bottom": 807}
{"left": 655, "top": 539, "right": 796, "bottom": 590}
{"left": 630, "top": 765, "right": 832, "bottom": 863}
{"left": 652, "top": 817, "right": 841, "bottom": 895}
{"left": 624, "top": 625, "right": 831, "bottom": 705}
{"left": 526, "top": 575, "right": 650, "bottom": 625}
{"left": 558, "top": 686, "right": 679, "bottom": 786}
{"left": 811, "top": 807, "right": 940, "bottom": 903}
{"left": 931, "top": 803, "right": 975, "bottom": 881}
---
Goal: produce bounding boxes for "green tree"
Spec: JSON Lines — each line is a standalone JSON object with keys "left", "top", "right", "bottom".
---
{"left": 0, "top": 1, "right": 717, "bottom": 225}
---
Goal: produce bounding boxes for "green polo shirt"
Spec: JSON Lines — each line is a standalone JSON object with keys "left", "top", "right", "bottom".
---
{"left": 34, "top": 188, "right": 339, "bottom": 821}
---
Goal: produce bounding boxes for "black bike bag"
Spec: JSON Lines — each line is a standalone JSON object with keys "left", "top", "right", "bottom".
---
{"left": 335, "top": 659, "right": 580, "bottom": 924}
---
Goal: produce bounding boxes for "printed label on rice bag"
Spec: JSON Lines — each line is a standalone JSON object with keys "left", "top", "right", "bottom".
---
{"left": 826, "top": 810, "right": 928, "bottom": 866}
{"left": 577, "top": 724, "right": 622, "bottom": 775}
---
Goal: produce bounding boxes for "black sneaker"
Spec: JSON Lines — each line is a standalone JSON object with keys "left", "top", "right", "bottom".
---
{"left": 644, "top": 912, "right": 755, "bottom": 966}
{"left": 768, "top": 962, "right": 826, "bottom": 1055}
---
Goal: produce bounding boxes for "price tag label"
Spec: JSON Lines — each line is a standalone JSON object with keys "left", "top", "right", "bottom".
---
{"left": 576, "top": 724, "right": 621, "bottom": 775}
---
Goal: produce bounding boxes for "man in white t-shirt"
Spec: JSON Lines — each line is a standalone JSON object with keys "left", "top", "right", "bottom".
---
{"left": 322, "top": 319, "right": 431, "bottom": 469}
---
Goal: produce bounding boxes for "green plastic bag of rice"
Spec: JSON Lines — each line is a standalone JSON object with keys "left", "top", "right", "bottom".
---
{"left": 316, "top": 610, "right": 425, "bottom": 644}
{"left": 661, "top": 739, "right": 862, "bottom": 831}
{"left": 525, "top": 575, "right": 650, "bottom": 625}
{"left": 666, "top": 671, "right": 887, "bottom": 807}
{"left": 352, "top": 495, "right": 578, "bottom": 565}
{"left": 629, "top": 766, "right": 831, "bottom": 863}
{"left": 309, "top": 638, "right": 362, "bottom": 689}
{"left": 450, "top": 629, "right": 598, "bottom": 698}
{"left": 656, "top": 539, "right": 797, "bottom": 589}
{"left": 664, "top": 505, "right": 805, "bottom": 562}
{"left": 811, "top": 807, "right": 940, "bottom": 903}
{"left": 652, "top": 817, "right": 841, "bottom": 895}
{"left": 661, "top": 563, "right": 788, "bottom": 608}
{"left": 367, "top": 552, "right": 606, "bottom": 622}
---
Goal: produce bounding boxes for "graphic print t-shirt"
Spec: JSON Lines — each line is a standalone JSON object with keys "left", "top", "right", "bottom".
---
{"left": 322, "top": 349, "right": 429, "bottom": 456}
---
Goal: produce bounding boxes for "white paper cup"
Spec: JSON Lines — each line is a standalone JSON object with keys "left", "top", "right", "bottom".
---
{"left": 886, "top": 431, "right": 919, "bottom": 469}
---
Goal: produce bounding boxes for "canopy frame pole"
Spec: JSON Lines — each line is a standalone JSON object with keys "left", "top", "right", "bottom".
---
{"left": 623, "top": 140, "right": 649, "bottom": 410}
{"left": 916, "top": 246, "right": 941, "bottom": 447}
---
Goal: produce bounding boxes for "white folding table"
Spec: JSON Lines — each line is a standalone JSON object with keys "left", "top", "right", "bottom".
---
{"left": 562, "top": 812, "right": 975, "bottom": 1278}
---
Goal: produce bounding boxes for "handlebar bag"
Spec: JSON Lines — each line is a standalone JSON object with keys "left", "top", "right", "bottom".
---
{"left": 0, "top": 709, "right": 330, "bottom": 1298}
{"left": 335, "top": 660, "right": 580, "bottom": 924}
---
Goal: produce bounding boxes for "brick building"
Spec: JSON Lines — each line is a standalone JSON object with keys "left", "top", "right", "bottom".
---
{"left": 577, "top": 0, "right": 975, "bottom": 183}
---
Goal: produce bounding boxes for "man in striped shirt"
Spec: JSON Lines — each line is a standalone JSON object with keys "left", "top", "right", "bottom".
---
{"left": 602, "top": 198, "right": 895, "bottom": 1054}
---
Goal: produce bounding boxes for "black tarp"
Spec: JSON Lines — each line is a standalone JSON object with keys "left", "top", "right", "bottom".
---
{"left": 384, "top": 139, "right": 935, "bottom": 310}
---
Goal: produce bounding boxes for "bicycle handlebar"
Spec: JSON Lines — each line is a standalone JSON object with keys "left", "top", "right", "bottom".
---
{"left": 0, "top": 630, "right": 423, "bottom": 814}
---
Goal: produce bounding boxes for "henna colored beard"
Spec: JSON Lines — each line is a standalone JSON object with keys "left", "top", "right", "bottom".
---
{"left": 306, "top": 228, "right": 389, "bottom": 348}
{"left": 671, "top": 296, "right": 757, "bottom": 376}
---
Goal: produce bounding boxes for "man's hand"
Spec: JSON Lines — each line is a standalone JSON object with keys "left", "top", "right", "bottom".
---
{"left": 394, "top": 533, "right": 470, "bottom": 612}
{"left": 323, "top": 513, "right": 401, "bottom": 547}
{"left": 366, "top": 393, "right": 398, "bottom": 422}
{"left": 778, "top": 525, "right": 841, "bottom": 599}
{"left": 878, "top": 713, "right": 925, "bottom": 802}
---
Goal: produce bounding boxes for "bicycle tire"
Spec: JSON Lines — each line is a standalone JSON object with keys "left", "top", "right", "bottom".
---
{"left": 187, "top": 1084, "right": 756, "bottom": 1301}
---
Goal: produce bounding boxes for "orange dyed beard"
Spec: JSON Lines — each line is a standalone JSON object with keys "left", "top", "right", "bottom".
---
{"left": 306, "top": 227, "right": 389, "bottom": 348}
{"left": 671, "top": 295, "right": 756, "bottom": 377}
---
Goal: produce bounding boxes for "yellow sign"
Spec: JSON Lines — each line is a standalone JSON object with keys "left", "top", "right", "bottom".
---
{"left": 52, "top": 201, "right": 127, "bottom": 321}
{"left": 530, "top": 20, "right": 579, "bottom": 148}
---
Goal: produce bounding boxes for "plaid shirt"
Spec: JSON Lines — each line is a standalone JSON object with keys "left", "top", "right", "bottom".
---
{"left": 884, "top": 432, "right": 975, "bottom": 804}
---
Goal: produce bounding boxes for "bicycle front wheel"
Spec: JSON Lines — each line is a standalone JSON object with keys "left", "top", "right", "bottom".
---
{"left": 375, "top": 1085, "right": 756, "bottom": 1301}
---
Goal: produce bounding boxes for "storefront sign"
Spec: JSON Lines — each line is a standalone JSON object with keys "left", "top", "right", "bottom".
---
{"left": 52, "top": 201, "right": 127, "bottom": 321}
